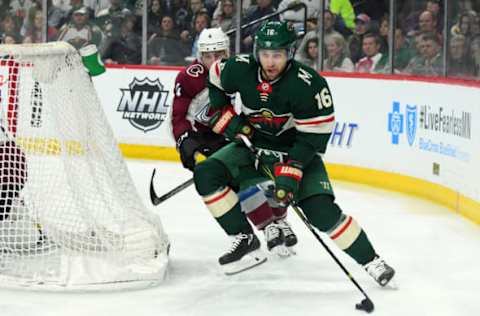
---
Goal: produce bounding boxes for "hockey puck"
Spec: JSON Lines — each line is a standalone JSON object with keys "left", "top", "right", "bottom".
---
{"left": 355, "top": 298, "right": 374, "bottom": 313}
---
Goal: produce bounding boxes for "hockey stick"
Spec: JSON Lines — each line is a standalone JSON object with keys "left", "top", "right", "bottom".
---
{"left": 238, "top": 134, "right": 375, "bottom": 313}
{"left": 149, "top": 168, "right": 194, "bottom": 206}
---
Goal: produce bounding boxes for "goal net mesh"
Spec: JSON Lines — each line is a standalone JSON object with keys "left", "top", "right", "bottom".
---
{"left": 0, "top": 42, "right": 169, "bottom": 291}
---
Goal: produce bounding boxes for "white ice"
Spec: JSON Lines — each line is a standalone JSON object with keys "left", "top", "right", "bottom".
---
{"left": 1, "top": 160, "right": 479, "bottom": 316}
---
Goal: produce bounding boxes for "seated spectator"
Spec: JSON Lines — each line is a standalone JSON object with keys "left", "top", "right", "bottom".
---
{"left": 56, "top": 6, "right": 104, "bottom": 50}
{"left": 448, "top": 34, "right": 475, "bottom": 78}
{"left": 426, "top": 0, "right": 443, "bottom": 18}
{"left": 347, "top": 13, "right": 371, "bottom": 64}
{"left": 23, "top": 8, "right": 58, "bottom": 43}
{"left": 411, "top": 31, "right": 427, "bottom": 54}
{"left": 402, "top": 0, "right": 443, "bottom": 37}
{"left": 378, "top": 14, "right": 389, "bottom": 54}
{"left": 470, "top": 13, "right": 480, "bottom": 38}
{"left": 0, "top": 15, "right": 21, "bottom": 43}
{"left": 296, "top": 9, "right": 342, "bottom": 64}
{"left": 241, "top": 0, "right": 277, "bottom": 53}
{"left": 212, "top": 0, "right": 237, "bottom": 33}
{"left": 451, "top": 11, "right": 474, "bottom": 38}
{"left": 1, "top": 33, "right": 21, "bottom": 44}
{"left": 323, "top": 9, "right": 342, "bottom": 37}
{"left": 470, "top": 36, "right": 480, "bottom": 77}
{"left": 103, "top": 14, "right": 141, "bottom": 64}
{"left": 392, "top": 27, "right": 415, "bottom": 72}
{"left": 149, "top": 14, "right": 181, "bottom": 40}
{"left": 404, "top": 32, "right": 443, "bottom": 76}
{"left": 47, "top": 0, "right": 67, "bottom": 30}
{"left": 323, "top": 32, "right": 354, "bottom": 72}
{"left": 305, "top": 16, "right": 318, "bottom": 33}
{"left": 95, "top": 0, "right": 131, "bottom": 39}
{"left": 404, "top": 31, "right": 427, "bottom": 72}
{"left": 23, "top": 9, "right": 44, "bottom": 43}
{"left": 147, "top": 0, "right": 165, "bottom": 36}
{"left": 57, "top": 0, "right": 88, "bottom": 27}
{"left": 148, "top": 14, "right": 189, "bottom": 66}
{"left": 300, "top": 9, "right": 340, "bottom": 39}
{"left": 9, "top": 0, "right": 35, "bottom": 31}
{"left": 419, "top": 10, "right": 438, "bottom": 34}
{"left": 355, "top": 33, "right": 387, "bottom": 73}
{"left": 184, "top": 11, "right": 211, "bottom": 60}
{"left": 426, "top": 0, "right": 444, "bottom": 32}
{"left": 178, "top": 0, "right": 206, "bottom": 37}
{"left": 295, "top": 36, "right": 319, "bottom": 70}
{"left": 409, "top": 9, "right": 442, "bottom": 41}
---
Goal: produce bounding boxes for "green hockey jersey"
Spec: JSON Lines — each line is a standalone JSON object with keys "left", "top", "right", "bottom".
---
{"left": 208, "top": 54, "right": 335, "bottom": 167}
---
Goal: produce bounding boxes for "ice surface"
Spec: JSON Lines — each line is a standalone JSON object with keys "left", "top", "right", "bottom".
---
{"left": 1, "top": 160, "right": 479, "bottom": 316}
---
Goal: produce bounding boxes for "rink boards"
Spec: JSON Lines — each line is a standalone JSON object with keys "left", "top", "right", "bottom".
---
{"left": 91, "top": 66, "right": 480, "bottom": 225}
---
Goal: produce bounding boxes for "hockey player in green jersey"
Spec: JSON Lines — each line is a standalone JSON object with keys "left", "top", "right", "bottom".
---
{"left": 193, "top": 21, "right": 395, "bottom": 285}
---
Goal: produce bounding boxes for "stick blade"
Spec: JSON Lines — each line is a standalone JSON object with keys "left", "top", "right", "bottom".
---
{"left": 355, "top": 298, "right": 374, "bottom": 313}
{"left": 149, "top": 168, "right": 160, "bottom": 205}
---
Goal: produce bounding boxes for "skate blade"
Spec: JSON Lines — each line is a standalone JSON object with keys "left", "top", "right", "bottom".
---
{"left": 223, "top": 250, "right": 268, "bottom": 276}
{"left": 270, "top": 245, "right": 297, "bottom": 258}
{"left": 384, "top": 279, "right": 399, "bottom": 290}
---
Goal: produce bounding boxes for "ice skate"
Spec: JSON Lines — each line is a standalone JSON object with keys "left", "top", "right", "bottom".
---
{"left": 264, "top": 223, "right": 291, "bottom": 257}
{"left": 219, "top": 233, "right": 267, "bottom": 275}
{"left": 364, "top": 256, "right": 395, "bottom": 287}
{"left": 275, "top": 219, "right": 297, "bottom": 247}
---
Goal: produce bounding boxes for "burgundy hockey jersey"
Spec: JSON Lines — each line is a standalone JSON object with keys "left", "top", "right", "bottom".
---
{"left": 171, "top": 60, "right": 214, "bottom": 141}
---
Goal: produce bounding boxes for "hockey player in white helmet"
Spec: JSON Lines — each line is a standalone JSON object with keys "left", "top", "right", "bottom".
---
{"left": 171, "top": 28, "right": 298, "bottom": 268}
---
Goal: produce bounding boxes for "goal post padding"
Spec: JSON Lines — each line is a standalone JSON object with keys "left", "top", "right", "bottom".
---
{"left": 0, "top": 42, "right": 169, "bottom": 291}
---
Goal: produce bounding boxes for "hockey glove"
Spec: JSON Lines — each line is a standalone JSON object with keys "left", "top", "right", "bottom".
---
{"left": 177, "top": 130, "right": 204, "bottom": 171}
{"left": 273, "top": 160, "right": 303, "bottom": 205}
{"left": 210, "top": 105, "right": 253, "bottom": 141}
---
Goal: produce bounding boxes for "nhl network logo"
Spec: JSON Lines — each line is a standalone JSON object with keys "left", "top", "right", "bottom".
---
{"left": 117, "top": 78, "right": 170, "bottom": 132}
{"left": 387, "top": 101, "right": 417, "bottom": 146}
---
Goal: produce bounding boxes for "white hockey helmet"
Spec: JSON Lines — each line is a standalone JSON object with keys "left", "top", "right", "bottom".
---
{"left": 197, "top": 28, "right": 230, "bottom": 59}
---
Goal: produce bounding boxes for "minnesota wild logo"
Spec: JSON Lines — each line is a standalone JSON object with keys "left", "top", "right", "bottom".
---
{"left": 248, "top": 109, "right": 291, "bottom": 135}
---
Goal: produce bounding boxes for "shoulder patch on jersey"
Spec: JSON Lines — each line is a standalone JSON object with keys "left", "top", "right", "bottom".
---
{"left": 186, "top": 63, "right": 205, "bottom": 77}
{"left": 209, "top": 60, "right": 226, "bottom": 91}
{"left": 297, "top": 68, "right": 312, "bottom": 86}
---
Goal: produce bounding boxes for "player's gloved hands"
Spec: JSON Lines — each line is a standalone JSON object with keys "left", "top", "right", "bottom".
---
{"left": 273, "top": 160, "right": 303, "bottom": 205}
{"left": 210, "top": 105, "right": 253, "bottom": 141}
{"left": 177, "top": 130, "right": 204, "bottom": 171}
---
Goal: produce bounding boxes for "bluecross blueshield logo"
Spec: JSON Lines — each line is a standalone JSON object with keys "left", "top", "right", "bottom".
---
{"left": 405, "top": 105, "right": 417, "bottom": 146}
{"left": 388, "top": 101, "right": 417, "bottom": 146}
{"left": 387, "top": 102, "right": 403, "bottom": 144}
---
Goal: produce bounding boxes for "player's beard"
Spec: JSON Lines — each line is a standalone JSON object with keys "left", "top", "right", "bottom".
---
{"left": 261, "top": 63, "right": 289, "bottom": 81}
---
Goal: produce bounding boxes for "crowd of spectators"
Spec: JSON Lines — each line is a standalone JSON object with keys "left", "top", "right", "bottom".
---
{"left": 1, "top": 0, "right": 480, "bottom": 79}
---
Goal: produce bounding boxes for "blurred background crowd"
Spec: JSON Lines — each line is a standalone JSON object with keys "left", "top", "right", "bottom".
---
{"left": 1, "top": 0, "right": 479, "bottom": 79}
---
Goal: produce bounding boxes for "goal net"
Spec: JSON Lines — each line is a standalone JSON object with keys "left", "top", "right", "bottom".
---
{"left": 0, "top": 42, "right": 169, "bottom": 291}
